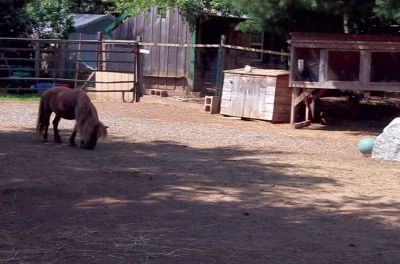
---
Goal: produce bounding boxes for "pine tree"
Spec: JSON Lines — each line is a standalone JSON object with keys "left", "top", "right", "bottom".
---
{"left": 375, "top": 0, "right": 400, "bottom": 23}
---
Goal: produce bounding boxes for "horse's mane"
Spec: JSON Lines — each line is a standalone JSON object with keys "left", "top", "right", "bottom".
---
{"left": 75, "top": 91, "right": 103, "bottom": 141}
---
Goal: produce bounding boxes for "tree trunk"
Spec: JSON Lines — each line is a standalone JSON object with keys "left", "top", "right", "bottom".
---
{"left": 343, "top": 12, "right": 350, "bottom": 33}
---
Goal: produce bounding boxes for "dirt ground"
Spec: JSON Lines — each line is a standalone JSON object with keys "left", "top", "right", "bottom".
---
{"left": 0, "top": 96, "right": 400, "bottom": 264}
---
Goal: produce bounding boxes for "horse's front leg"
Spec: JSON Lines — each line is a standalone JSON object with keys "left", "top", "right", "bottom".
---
{"left": 53, "top": 115, "right": 62, "bottom": 143}
{"left": 69, "top": 125, "right": 78, "bottom": 147}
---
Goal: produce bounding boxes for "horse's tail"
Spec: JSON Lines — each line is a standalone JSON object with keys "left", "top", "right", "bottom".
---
{"left": 36, "top": 97, "right": 47, "bottom": 136}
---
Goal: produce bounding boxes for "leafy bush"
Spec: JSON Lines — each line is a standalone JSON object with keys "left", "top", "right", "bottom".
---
{"left": 24, "top": 0, "right": 74, "bottom": 39}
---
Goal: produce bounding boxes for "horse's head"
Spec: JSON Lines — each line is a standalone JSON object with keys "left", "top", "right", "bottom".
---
{"left": 82, "top": 122, "right": 108, "bottom": 150}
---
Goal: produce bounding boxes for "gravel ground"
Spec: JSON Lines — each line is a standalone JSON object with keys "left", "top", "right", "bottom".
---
{"left": 0, "top": 96, "right": 400, "bottom": 263}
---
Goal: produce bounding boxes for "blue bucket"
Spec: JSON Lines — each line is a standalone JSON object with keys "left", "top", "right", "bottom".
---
{"left": 35, "top": 83, "right": 54, "bottom": 94}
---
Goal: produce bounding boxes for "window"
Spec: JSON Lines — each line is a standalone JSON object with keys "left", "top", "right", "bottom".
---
{"left": 249, "top": 31, "right": 264, "bottom": 62}
{"left": 157, "top": 7, "right": 167, "bottom": 19}
{"left": 293, "top": 48, "right": 320, "bottom": 82}
{"left": 371, "top": 52, "right": 400, "bottom": 83}
{"left": 327, "top": 51, "right": 360, "bottom": 81}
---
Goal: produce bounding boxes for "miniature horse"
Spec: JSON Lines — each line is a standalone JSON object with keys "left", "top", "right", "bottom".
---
{"left": 36, "top": 86, "right": 108, "bottom": 150}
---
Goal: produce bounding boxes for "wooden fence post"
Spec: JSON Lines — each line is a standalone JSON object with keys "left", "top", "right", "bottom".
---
{"left": 96, "top": 32, "right": 103, "bottom": 71}
{"left": 74, "top": 33, "right": 83, "bottom": 89}
{"left": 134, "top": 36, "right": 142, "bottom": 102}
{"left": 215, "top": 35, "right": 226, "bottom": 97}
{"left": 34, "top": 40, "right": 40, "bottom": 79}
{"left": 52, "top": 42, "right": 57, "bottom": 85}
{"left": 290, "top": 87, "right": 301, "bottom": 124}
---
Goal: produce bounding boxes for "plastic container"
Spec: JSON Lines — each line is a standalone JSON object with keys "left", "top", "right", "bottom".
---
{"left": 56, "top": 83, "right": 71, "bottom": 88}
{"left": 13, "top": 71, "right": 31, "bottom": 77}
{"left": 35, "top": 83, "right": 54, "bottom": 94}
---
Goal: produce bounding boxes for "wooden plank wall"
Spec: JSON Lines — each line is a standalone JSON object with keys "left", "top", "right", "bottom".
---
{"left": 112, "top": 8, "right": 191, "bottom": 91}
{"left": 220, "top": 73, "right": 291, "bottom": 122}
{"left": 273, "top": 75, "right": 291, "bottom": 122}
{"left": 95, "top": 71, "right": 135, "bottom": 102}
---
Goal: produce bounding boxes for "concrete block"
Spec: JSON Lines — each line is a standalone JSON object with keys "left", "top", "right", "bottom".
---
{"left": 149, "top": 89, "right": 168, "bottom": 97}
{"left": 204, "top": 96, "right": 220, "bottom": 114}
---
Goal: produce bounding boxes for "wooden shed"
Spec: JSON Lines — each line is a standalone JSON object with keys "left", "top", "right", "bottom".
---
{"left": 289, "top": 33, "right": 400, "bottom": 124}
{"left": 220, "top": 68, "right": 291, "bottom": 122}
{"left": 110, "top": 7, "right": 287, "bottom": 96}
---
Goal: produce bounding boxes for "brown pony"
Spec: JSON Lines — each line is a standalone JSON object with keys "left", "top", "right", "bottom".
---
{"left": 36, "top": 86, "right": 108, "bottom": 150}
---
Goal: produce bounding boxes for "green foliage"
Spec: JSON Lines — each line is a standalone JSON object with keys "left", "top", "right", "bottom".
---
{"left": 0, "top": 2, "right": 29, "bottom": 37}
{"left": 24, "top": 0, "right": 74, "bottom": 39}
{"left": 110, "top": 0, "right": 171, "bottom": 15}
{"left": 110, "top": 0, "right": 232, "bottom": 20}
{"left": 72, "top": 0, "right": 116, "bottom": 14}
{"left": 317, "top": 0, "right": 377, "bottom": 32}
{"left": 107, "top": 0, "right": 400, "bottom": 36}
{"left": 0, "top": 93, "right": 41, "bottom": 101}
{"left": 227, "top": 0, "right": 379, "bottom": 34}
{"left": 375, "top": 0, "right": 400, "bottom": 23}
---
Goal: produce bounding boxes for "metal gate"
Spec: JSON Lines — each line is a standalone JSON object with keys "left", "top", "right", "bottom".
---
{"left": 0, "top": 37, "right": 142, "bottom": 102}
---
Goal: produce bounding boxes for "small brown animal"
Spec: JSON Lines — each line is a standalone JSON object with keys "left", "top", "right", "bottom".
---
{"left": 36, "top": 86, "right": 108, "bottom": 150}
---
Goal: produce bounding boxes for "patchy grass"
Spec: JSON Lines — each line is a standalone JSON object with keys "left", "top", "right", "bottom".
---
{"left": 0, "top": 93, "right": 41, "bottom": 101}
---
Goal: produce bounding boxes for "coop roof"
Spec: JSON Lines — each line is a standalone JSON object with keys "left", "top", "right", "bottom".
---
{"left": 224, "top": 68, "right": 289, "bottom": 77}
{"left": 290, "top": 32, "right": 400, "bottom": 50}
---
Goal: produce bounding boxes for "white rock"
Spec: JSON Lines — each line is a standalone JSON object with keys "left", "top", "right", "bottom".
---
{"left": 372, "top": 117, "right": 400, "bottom": 161}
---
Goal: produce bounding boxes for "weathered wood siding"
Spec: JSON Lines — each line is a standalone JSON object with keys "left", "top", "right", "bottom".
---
{"left": 220, "top": 69, "right": 291, "bottom": 122}
{"left": 112, "top": 8, "right": 192, "bottom": 91}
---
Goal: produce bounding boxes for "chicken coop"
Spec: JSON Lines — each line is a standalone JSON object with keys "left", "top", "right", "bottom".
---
{"left": 220, "top": 68, "right": 291, "bottom": 122}
{"left": 289, "top": 33, "right": 400, "bottom": 125}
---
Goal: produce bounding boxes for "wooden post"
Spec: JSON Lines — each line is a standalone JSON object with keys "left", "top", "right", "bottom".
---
{"left": 134, "top": 36, "right": 142, "bottom": 102}
{"left": 309, "top": 100, "right": 315, "bottom": 120}
{"left": 360, "top": 50, "right": 370, "bottom": 85}
{"left": 34, "top": 41, "right": 40, "bottom": 79}
{"left": 290, "top": 87, "right": 301, "bottom": 124}
{"left": 305, "top": 94, "right": 314, "bottom": 121}
{"left": 74, "top": 34, "right": 83, "bottom": 89}
{"left": 215, "top": 35, "right": 226, "bottom": 96}
{"left": 101, "top": 43, "right": 107, "bottom": 71}
{"left": 52, "top": 43, "right": 57, "bottom": 85}
{"left": 188, "top": 27, "right": 197, "bottom": 91}
{"left": 57, "top": 42, "right": 66, "bottom": 78}
{"left": 96, "top": 32, "right": 103, "bottom": 71}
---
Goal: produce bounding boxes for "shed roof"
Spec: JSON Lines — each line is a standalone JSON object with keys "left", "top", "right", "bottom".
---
{"left": 71, "top": 14, "right": 114, "bottom": 30}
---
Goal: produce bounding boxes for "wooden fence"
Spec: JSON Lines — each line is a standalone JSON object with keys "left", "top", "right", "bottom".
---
{"left": 0, "top": 36, "right": 289, "bottom": 100}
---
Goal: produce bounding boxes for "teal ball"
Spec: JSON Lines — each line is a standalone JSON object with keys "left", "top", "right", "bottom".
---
{"left": 358, "top": 138, "right": 374, "bottom": 154}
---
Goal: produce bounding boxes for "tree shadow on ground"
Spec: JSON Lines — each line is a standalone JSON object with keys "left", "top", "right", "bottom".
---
{"left": 0, "top": 129, "right": 399, "bottom": 264}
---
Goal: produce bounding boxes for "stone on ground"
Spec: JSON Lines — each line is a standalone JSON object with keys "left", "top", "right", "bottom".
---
{"left": 372, "top": 117, "right": 400, "bottom": 161}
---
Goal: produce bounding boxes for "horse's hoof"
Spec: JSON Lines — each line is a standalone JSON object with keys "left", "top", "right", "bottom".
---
{"left": 54, "top": 140, "right": 63, "bottom": 144}
{"left": 69, "top": 143, "right": 77, "bottom": 147}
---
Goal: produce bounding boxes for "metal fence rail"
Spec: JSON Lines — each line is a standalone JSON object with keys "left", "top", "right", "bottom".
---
{"left": 0, "top": 36, "right": 289, "bottom": 100}
{"left": 0, "top": 36, "right": 142, "bottom": 102}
